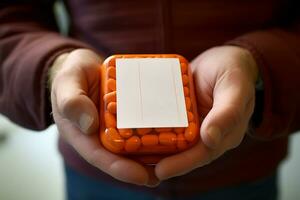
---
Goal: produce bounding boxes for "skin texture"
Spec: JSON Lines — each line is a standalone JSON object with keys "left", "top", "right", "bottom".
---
{"left": 49, "top": 46, "right": 258, "bottom": 186}
{"left": 50, "top": 49, "right": 159, "bottom": 187}
{"left": 155, "top": 46, "right": 258, "bottom": 180}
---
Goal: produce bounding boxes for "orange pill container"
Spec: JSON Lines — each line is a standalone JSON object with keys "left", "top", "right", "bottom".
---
{"left": 99, "top": 54, "right": 199, "bottom": 164}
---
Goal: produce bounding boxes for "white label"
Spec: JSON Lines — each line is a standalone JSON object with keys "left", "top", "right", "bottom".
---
{"left": 116, "top": 58, "right": 188, "bottom": 128}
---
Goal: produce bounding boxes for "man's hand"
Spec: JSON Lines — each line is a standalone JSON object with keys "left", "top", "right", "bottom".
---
{"left": 155, "top": 46, "right": 258, "bottom": 180}
{"left": 50, "top": 49, "right": 159, "bottom": 186}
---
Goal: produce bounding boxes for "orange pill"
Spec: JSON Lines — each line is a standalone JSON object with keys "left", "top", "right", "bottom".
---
{"left": 103, "top": 91, "right": 116, "bottom": 104}
{"left": 108, "top": 58, "right": 115, "bottom": 66}
{"left": 155, "top": 128, "right": 172, "bottom": 132}
{"left": 159, "top": 132, "right": 177, "bottom": 146}
{"left": 107, "top": 102, "right": 117, "bottom": 114}
{"left": 185, "top": 97, "right": 192, "bottom": 110}
{"left": 125, "top": 136, "right": 141, "bottom": 152}
{"left": 183, "top": 87, "right": 190, "bottom": 96}
{"left": 137, "top": 128, "right": 152, "bottom": 135}
{"left": 102, "top": 128, "right": 125, "bottom": 152}
{"left": 187, "top": 111, "right": 194, "bottom": 122}
{"left": 174, "top": 128, "right": 185, "bottom": 134}
{"left": 104, "top": 112, "right": 116, "bottom": 128}
{"left": 107, "top": 67, "right": 116, "bottom": 79}
{"left": 178, "top": 56, "right": 186, "bottom": 63}
{"left": 177, "top": 133, "right": 188, "bottom": 150}
{"left": 107, "top": 79, "right": 116, "bottom": 92}
{"left": 180, "top": 63, "right": 188, "bottom": 74}
{"left": 141, "top": 135, "right": 159, "bottom": 146}
{"left": 118, "top": 128, "right": 133, "bottom": 138}
{"left": 182, "top": 75, "right": 189, "bottom": 86}
{"left": 184, "top": 122, "right": 197, "bottom": 142}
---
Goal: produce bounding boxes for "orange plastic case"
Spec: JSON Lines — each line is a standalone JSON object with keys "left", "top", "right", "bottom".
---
{"left": 99, "top": 54, "right": 199, "bottom": 164}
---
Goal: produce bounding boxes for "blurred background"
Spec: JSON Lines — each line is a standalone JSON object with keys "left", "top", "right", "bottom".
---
{"left": 1, "top": 2, "right": 300, "bottom": 200}
{"left": 1, "top": 113, "right": 300, "bottom": 200}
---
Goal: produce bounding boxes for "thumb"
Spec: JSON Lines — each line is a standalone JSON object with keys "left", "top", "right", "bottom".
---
{"left": 57, "top": 92, "right": 99, "bottom": 135}
{"left": 52, "top": 54, "right": 100, "bottom": 135}
{"left": 200, "top": 71, "right": 253, "bottom": 149}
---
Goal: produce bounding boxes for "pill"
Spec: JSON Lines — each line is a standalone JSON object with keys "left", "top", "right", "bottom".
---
{"left": 159, "top": 132, "right": 177, "bottom": 146}
{"left": 107, "top": 79, "right": 116, "bottom": 92}
{"left": 118, "top": 128, "right": 133, "bottom": 138}
{"left": 108, "top": 58, "right": 115, "bottom": 66}
{"left": 141, "top": 135, "right": 159, "bottom": 146}
{"left": 174, "top": 128, "right": 185, "bottom": 134}
{"left": 182, "top": 75, "right": 189, "bottom": 86}
{"left": 155, "top": 128, "right": 172, "bottom": 132}
{"left": 162, "top": 55, "right": 173, "bottom": 58}
{"left": 103, "top": 91, "right": 116, "bottom": 104}
{"left": 102, "top": 128, "right": 125, "bottom": 152}
{"left": 177, "top": 133, "right": 188, "bottom": 150}
{"left": 107, "top": 67, "right": 116, "bottom": 79}
{"left": 104, "top": 112, "right": 116, "bottom": 128}
{"left": 137, "top": 128, "right": 152, "bottom": 135}
{"left": 180, "top": 63, "right": 188, "bottom": 74}
{"left": 183, "top": 87, "right": 190, "bottom": 96}
{"left": 184, "top": 122, "right": 197, "bottom": 142}
{"left": 107, "top": 102, "right": 117, "bottom": 114}
{"left": 178, "top": 56, "right": 186, "bottom": 63}
{"left": 185, "top": 97, "right": 192, "bottom": 110}
{"left": 125, "top": 136, "right": 141, "bottom": 152}
{"left": 187, "top": 112, "right": 194, "bottom": 122}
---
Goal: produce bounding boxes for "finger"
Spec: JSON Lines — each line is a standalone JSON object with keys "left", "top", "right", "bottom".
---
{"left": 144, "top": 166, "right": 160, "bottom": 187}
{"left": 53, "top": 106, "right": 150, "bottom": 185}
{"left": 74, "top": 133, "right": 150, "bottom": 185}
{"left": 155, "top": 142, "right": 212, "bottom": 180}
{"left": 52, "top": 57, "right": 100, "bottom": 135}
{"left": 221, "top": 121, "right": 249, "bottom": 151}
{"left": 155, "top": 125, "right": 249, "bottom": 181}
{"left": 201, "top": 70, "right": 254, "bottom": 149}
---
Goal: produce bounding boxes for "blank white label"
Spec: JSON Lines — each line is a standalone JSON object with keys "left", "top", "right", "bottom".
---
{"left": 116, "top": 58, "right": 188, "bottom": 128}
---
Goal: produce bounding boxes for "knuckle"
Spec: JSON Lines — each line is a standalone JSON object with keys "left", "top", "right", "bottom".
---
{"left": 69, "top": 49, "right": 101, "bottom": 68}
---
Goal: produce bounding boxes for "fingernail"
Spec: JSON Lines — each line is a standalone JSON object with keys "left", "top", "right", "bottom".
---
{"left": 206, "top": 126, "right": 222, "bottom": 148}
{"left": 79, "top": 113, "right": 94, "bottom": 133}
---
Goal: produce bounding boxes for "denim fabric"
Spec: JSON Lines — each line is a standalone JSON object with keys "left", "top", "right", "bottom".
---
{"left": 65, "top": 165, "right": 277, "bottom": 200}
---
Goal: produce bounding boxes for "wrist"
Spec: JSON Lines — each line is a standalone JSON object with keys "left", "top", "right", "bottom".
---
{"left": 48, "top": 52, "right": 70, "bottom": 89}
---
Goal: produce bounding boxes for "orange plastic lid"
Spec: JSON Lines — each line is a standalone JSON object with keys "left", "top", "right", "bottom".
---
{"left": 99, "top": 54, "right": 199, "bottom": 164}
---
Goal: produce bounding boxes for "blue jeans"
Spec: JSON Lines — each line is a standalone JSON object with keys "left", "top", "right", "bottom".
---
{"left": 65, "top": 165, "right": 278, "bottom": 200}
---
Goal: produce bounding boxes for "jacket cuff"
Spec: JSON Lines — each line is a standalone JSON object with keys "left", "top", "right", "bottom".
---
{"left": 14, "top": 33, "right": 91, "bottom": 130}
{"left": 226, "top": 30, "right": 299, "bottom": 139}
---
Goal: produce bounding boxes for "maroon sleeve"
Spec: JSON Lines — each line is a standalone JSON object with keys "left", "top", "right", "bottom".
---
{"left": 228, "top": 21, "right": 300, "bottom": 139}
{"left": 0, "top": 2, "right": 90, "bottom": 130}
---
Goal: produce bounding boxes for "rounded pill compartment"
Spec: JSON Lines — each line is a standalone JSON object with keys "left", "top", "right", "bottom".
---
{"left": 99, "top": 54, "right": 200, "bottom": 164}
